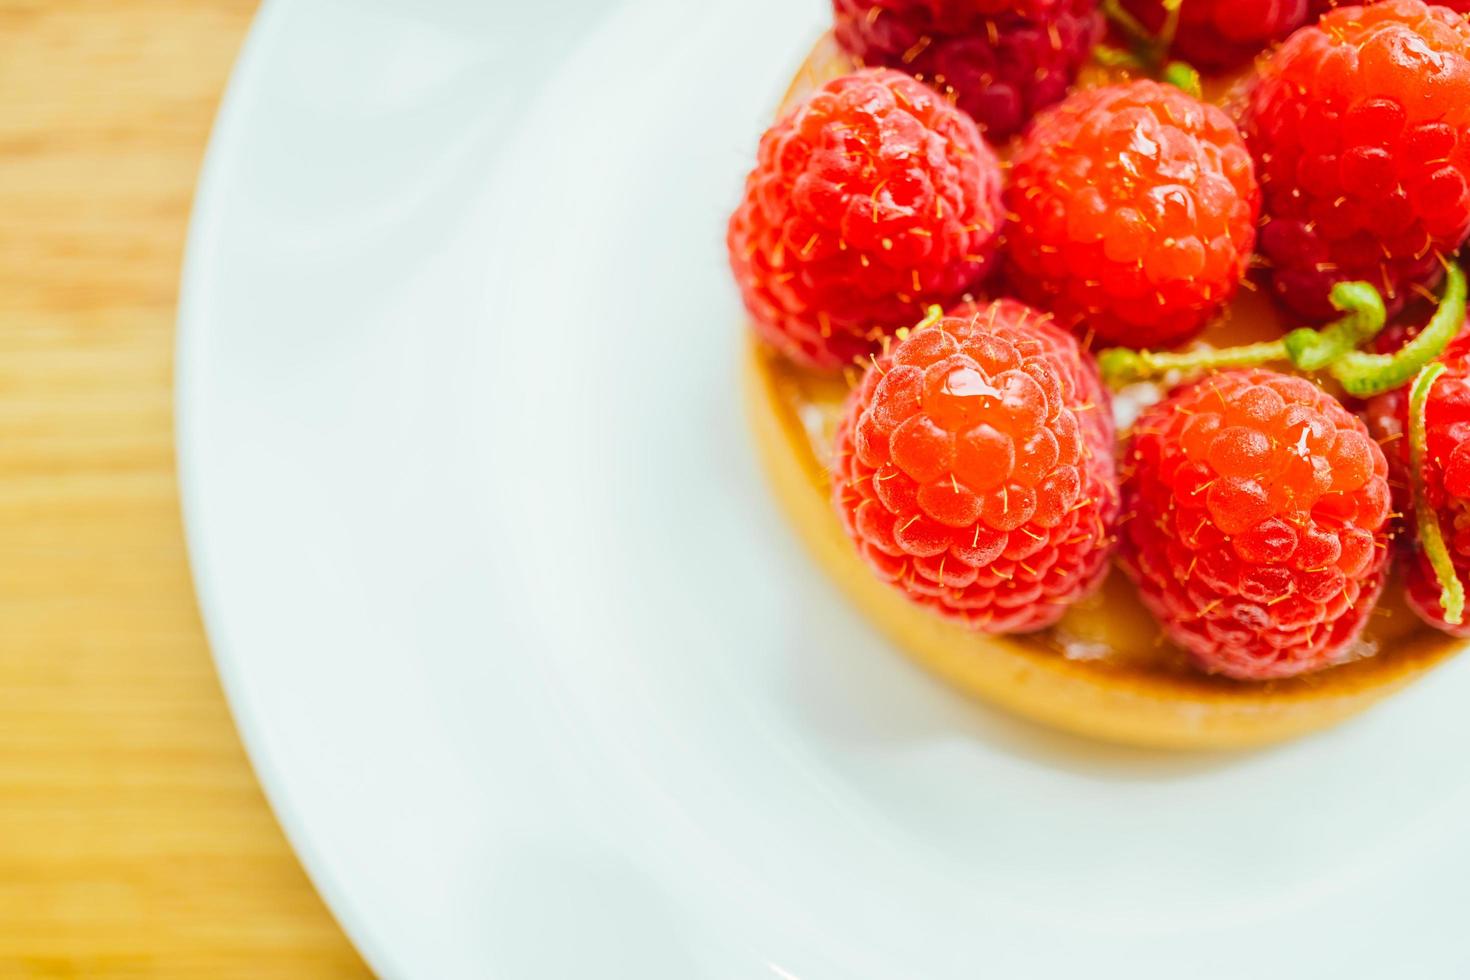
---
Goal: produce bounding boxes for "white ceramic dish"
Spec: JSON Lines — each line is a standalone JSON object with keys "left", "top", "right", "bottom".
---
{"left": 179, "top": 1, "right": 1470, "bottom": 977}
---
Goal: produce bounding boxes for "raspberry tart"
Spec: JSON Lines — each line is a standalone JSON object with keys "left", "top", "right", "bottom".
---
{"left": 737, "top": 8, "right": 1468, "bottom": 749}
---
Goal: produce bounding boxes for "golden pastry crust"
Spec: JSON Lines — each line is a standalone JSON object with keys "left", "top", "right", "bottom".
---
{"left": 747, "top": 339, "right": 1460, "bottom": 748}
{"left": 741, "top": 38, "right": 1464, "bottom": 748}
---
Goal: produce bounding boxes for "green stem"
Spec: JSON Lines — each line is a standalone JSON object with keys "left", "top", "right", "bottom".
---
{"left": 1101, "top": 0, "right": 1153, "bottom": 45}
{"left": 1098, "top": 0, "right": 1201, "bottom": 96}
{"left": 1159, "top": 0, "right": 1183, "bottom": 47}
{"left": 1327, "top": 264, "right": 1467, "bottom": 398}
{"left": 1099, "top": 268, "right": 1468, "bottom": 396}
{"left": 1100, "top": 340, "right": 1287, "bottom": 386}
{"left": 1409, "top": 362, "right": 1465, "bottom": 627}
{"left": 1092, "top": 44, "right": 1147, "bottom": 70}
{"left": 1281, "top": 280, "right": 1387, "bottom": 371}
{"left": 1161, "top": 61, "right": 1202, "bottom": 99}
{"left": 1098, "top": 277, "right": 1385, "bottom": 387}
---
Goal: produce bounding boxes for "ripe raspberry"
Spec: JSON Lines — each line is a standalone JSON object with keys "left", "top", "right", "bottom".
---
{"left": 831, "top": 0, "right": 1102, "bottom": 140}
{"left": 1243, "top": 0, "right": 1470, "bottom": 322}
{"left": 1006, "top": 80, "right": 1260, "bottom": 350}
{"left": 1120, "top": 0, "right": 1309, "bottom": 70}
{"left": 832, "top": 300, "right": 1119, "bottom": 633}
{"left": 1311, "top": 0, "right": 1470, "bottom": 17}
{"left": 729, "top": 68, "right": 1005, "bottom": 371}
{"left": 1121, "top": 369, "right": 1393, "bottom": 680}
{"left": 1365, "top": 336, "right": 1470, "bottom": 635}
{"left": 1408, "top": 541, "right": 1470, "bottom": 637}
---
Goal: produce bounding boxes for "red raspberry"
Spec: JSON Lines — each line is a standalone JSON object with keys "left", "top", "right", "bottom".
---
{"left": 1243, "top": 0, "right": 1470, "bottom": 322}
{"left": 831, "top": 0, "right": 1102, "bottom": 140}
{"left": 1006, "top": 80, "right": 1260, "bottom": 350}
{"left": 1120, "top": 0, "right": 1309, "bottom": 70}
{"left": 832, "top": 300, "right": 1119, "bottom": 633}
{"left": 1311, "top": 0, "right": 1470, "bottom": 16}
{"left": 729, "top": 68, "right": 1005, "bottom": 371}
{"left": 1364, "top": 336, "right": 1470, "bottom": 635}
{"left": 1407, "top": 523, "right": 1470, "bottom": 636}
{"left": 1121, "top": 369, "right": 1393, "bottom": 680}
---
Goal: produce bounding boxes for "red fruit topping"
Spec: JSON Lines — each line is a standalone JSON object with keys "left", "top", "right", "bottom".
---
{"left": 1006, "top": 80, "right": 1259, "bottom": 350}
{"left": 1311, "top": 0, "right": 1470, "bottom": 17}
{"left": 833, "top": 300, "right": 1118, "bottom": 633}
{"left": 729, "top": 68, "right": 1005, "bottom": 371}
{"left": 1121, "top": 369, "right": 1393, "bottom": 680}
{"left": 1407, "top": 539, "right": 1470, "bottom": 637}
{"left": 1121, "top": 0, "right": 1309, "bottom": 70}
{"left": 1365, "top": 336, "right": 1470, "bottom": 635}
{"left": 1243, "top": 0, "right": 1470, "bottom": 321}
{"left": 831, "top": 0, "right": 1102, "bottom": 139}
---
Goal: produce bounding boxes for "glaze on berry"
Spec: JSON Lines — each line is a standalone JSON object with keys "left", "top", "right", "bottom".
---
{"left": 729, "top": 68, "right": 1005, "bottom": 372}
{"left": 1122, "top": 369, "right": 1393, "bottom": 680}
{"left": 1122, "top": 0, "right": 1308, "bottom": 70}
{"left": 1243, "top": 0, "right": 1470, "bottom": 321}
{"left": 1006, "top": 80, "right": 1260, "bottom": 350}
{"left": 831, "top": 0, "right": 1102, "bottom": 140}
{"left": 833, "top": 300, "right": 1118, "bottom": 632}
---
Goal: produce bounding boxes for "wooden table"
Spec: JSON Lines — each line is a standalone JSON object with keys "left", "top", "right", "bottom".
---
{"left": 0, "top": 2, "right": 370, "bottom": 974}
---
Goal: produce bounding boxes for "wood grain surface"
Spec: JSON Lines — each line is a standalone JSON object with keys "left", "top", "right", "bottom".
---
{"left": 0, "top": 2, "right": 370, "bottom": 975}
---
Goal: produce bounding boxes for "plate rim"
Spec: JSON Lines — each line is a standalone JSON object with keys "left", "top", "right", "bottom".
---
{"left": 174, "top": 1, "right": 397, "bottom": 974}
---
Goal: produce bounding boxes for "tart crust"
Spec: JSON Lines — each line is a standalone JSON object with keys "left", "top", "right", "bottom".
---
{"left": 746, "top": 339, "right": 1461, "bottom": 748}
{"left": 743, "top": 36, "right": 1465, "bottom": 749}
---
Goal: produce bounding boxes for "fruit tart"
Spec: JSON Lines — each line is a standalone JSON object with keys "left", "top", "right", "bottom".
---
{"left": 733, "top": 0, "right": 1470, "bottom": 748}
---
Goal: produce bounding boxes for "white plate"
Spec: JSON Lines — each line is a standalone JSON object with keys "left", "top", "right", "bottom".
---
{"left": 178, "top": 2, "right": 1470, "bottom": 977}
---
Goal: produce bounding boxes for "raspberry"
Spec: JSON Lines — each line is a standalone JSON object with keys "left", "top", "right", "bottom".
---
{"left": 1243, "top": 0, "right": 1470, "bottom": 322}
{"left": 729, "top": 68, "right": 1005, "bottom": 371}
{"left": 831, "top": 0, "right": 1102, "bottom": 140}
{"left": 1120, "top": 0, "right": 1309, "bottom": 70}
{"left": 1005, "top": 80, "right": 1260, "bottom": 350}
{"left": 1408, "top": 532, "right": 1470, "bottom": 637}
{"left": 1311, "top": 0, "right": 1470, "bottom": 16}
{"left": 832, "top": 300, "right": 1119, "bottom": 632}
{"left": 1121, "top": 369, "right": 1393, "bottom": 680}
{"left": 1365, "top": 336, "right": 1470, "bottom": 635}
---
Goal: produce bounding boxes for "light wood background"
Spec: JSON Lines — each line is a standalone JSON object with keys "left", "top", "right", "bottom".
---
{"left": 0, "top": 1, "right": 370, "bottom": 975}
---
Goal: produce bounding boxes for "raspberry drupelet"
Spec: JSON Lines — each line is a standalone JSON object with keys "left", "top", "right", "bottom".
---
{"left": 1243, "top": 0, "right": 1470, "bottom": 322}
{"left": 728, "top": 68, "right": 1005, "bottom": 372}
{"left": 1005, "top": 80, "right": 1260, "bottom": 350}
{"left": 1366, "top": 336, "right": 1470, "bottom": 636}
{"left": 831, "top": 0, "right": 1102, "bottom": 140}
{"left": 1311, "top": 0, "right": 1470, "bottom": 16}
{"left": 1121, "top": 0, "right": 1308, "bottom": 71}
{"left": 1121, "top": 369, "right": 1394, "bottom": 680}
{"left": 832, "top": 300, "right": 1118, "bottom": 633}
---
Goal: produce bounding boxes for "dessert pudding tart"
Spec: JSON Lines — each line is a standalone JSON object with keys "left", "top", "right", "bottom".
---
{"left": 734, "top": 5, "right": 1470, "bottom": 749}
